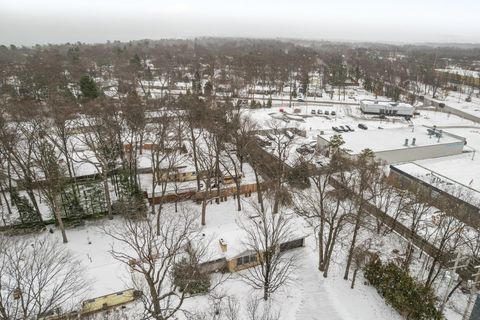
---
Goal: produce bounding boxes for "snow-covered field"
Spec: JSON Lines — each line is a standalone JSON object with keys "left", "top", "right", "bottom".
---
{"left": 6, "top": 195, "right": 412, "bottom": 320}
{"left": 5, "top": 187, "right": 474, "bottom": 319}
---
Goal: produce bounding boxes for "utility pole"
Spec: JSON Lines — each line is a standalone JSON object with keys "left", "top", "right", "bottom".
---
{"left": 440, "top": 253, "right": 469, "bottom": 314}
{"left": 462, "top": 266, "right": 480, "bottom": 320}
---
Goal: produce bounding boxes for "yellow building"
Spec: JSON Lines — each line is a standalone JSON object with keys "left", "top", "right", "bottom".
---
{"left": 435, "top": 68, "right": 480, "bottom": 86}
{"left": 81, "top": 289, "right": 142, "bottom": 316}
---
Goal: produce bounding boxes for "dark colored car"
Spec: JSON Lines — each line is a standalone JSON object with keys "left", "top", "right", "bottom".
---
{"left": 332, "top": 126, "right": 340, "bottom": 132}
{"left": 358, "top": 123, "right": 368, "bottom": 130}
{"left": 345, "top": 125, "right": 354, "bottom": 132}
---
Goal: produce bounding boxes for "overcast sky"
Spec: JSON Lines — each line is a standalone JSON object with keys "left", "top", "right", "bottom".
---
{"left": 1, "top": 0, "right": 480, "bottom": 46}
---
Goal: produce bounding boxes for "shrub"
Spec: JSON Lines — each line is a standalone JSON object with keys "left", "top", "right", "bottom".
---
{"left": 364, "top": 259, "right": 443, "bottom": 320}
{"left": 173, "top": 257, "right": 210, "bottom": 295}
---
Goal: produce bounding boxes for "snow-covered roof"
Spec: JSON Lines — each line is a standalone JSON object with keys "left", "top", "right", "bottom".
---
{"left": 360, "top": 100, "right": 414, "bottom": 110}
{"left": 436, "top": 67, "right": 480, "bottom": 79}
{"left": 197, "top": 213, "right": 307, "bottom": 262}
{"left": 391, "top": 161, "right": 480, "bottom": 207}
{"left": 321, "top": 126, "right": 465, "bottom": 155}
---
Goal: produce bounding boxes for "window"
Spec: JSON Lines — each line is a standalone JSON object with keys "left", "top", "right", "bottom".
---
{"left": 280, "top": 238, "right": 304, "bottom": 252}
{"left": 237, "top": 254, "right": 257, "bottom": 266}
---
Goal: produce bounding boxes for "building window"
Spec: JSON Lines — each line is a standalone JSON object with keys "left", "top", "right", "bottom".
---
{"left": 280, "top": 238, "right": 304, "bottom": 252}
{"left": 237, "top": 254, "right": 257, "bottom": 266}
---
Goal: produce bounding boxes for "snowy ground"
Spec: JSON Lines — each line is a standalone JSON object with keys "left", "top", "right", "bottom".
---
{"left": 428, "top": 90, "right": 480, "bottom": 119}
{"left": 5, "top": 191, "right": 473, "bottom": 319}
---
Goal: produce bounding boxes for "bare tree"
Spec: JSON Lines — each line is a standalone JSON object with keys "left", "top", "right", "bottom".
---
{"left": 402, "top": 186, "right": 435, "bottom": 271}
{"left": 0, "top": 236, "right": 89, "bottom": 319}
{"left": 423, "top": 212, "right": 466, "bottom": 288}
{"left": 342, "top": 149, "right": 383, "bottom": 281}
{"left": 293, "top": 142, "right": 351, "bottom": 277}
{"left": 350, "top": 243, "right": 371, "bottom": 289}
{"left": 195, "top": 130, "right": 219, "bottom": 226}
{"left": 246, "top": 297, "right": 280, "bottom": 320}
{"left": 104, "top": 208, "right": 200, "bottom": 320}
{"left": 185, "top": 292, "right": 240, "bottom": 320}
{"left": 75, "top": 101, "right": 123, "bottom": 220}
{"left": 0, "top": 110, "right": 43, "bottom": 224}
{"left": 264, "top": 119, "right": 297, "bottom": 214}
{"left": 32, "top": 130, "right": 69, "bottom": 243}
{"left": 239, "top": 202, "right": 298, "bottom": 300}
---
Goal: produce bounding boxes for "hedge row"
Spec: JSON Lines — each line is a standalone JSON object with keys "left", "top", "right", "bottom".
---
{"left": 364, "top": 259, "right": 443, "bottom": 320}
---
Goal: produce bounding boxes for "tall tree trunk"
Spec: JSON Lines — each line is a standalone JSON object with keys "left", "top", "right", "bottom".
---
{"left": 351, "top": 269, "right": 358, "bottom": 289}
{"left": 253, "top": 167, "right": 264, "bottom": 213}
{"left": 103, "top": 171, "right": 113, "bottom": 220}
{"left": 344, "top": 209, "right": 362, "bottom": 280}
{"left": 25, "top": 187, "right": 43, "bottom": 223}
{"left": 53, "top": 197, "right": 68, "bottom": 243}
{"left": 189, "top": 127, "right": 201, "bottom": 191}
{"left": 201, "top": 198, "right": 207, "bottom": 226}
{"left": 318, "top": 228, "right": 324, "bottom": 271}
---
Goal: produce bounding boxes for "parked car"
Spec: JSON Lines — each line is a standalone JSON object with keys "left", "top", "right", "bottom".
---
{"left": 358, "top": 123, "right": 368, "bottom": 130}
{"left": 285, "top": 130, "right": 294, "bottom": 139}
{"left": 311, "top": 109, "right": 316, "bottom": 115}
{"left": 331, "top": 111, "right": 336, "bottom": 116}
{"left": 317, "top": 109, "right": 323, "bottom": 114}
{"left": 332, "top": 126, "right": 340, "bottom": 132}
{"left": 345, "top": 125, "right": 354, "bottom": 132}
{"left": 296, "top": 146, "right": 313, "bottom": 155}
{"left": 325, "top": 110, "right": 330, "bottom": 115}
{"left": 338, "top": 125, "right": 347, "bottom": 132}
{"left": 316, "top": 160, "right": 325, "bottom": 167}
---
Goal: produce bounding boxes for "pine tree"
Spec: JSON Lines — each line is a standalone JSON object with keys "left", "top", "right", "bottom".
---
{"left": 79, "top": 75, "right": 99, "bottom": 100}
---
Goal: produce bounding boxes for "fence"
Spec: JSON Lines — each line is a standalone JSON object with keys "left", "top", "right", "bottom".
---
{"left": 148, "top": 182, "right": 262, "bottom": 204}
{"left": 329, "top": 176, "right": 478, "bottom": 281}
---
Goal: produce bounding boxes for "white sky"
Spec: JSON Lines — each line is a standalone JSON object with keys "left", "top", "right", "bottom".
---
{"left": 1, "top": 0, "right": 480, "bottom": 45}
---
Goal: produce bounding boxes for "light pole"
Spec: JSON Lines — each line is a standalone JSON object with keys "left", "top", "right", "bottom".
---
{"left": 462, "top": 266, "right": 480, "bottom": 320}
{"left": 440, "top": 253, "right": 469, "bottom": 314}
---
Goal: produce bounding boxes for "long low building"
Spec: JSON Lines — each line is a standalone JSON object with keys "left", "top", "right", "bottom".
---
{"left": 360, "top": 99, "right": 414, "bottom": 116}
{"left": 317, "top": 126, "right": 466, "bottom": 164}
{"left": 390, "top": 162, "right": 480, "bottom": 228}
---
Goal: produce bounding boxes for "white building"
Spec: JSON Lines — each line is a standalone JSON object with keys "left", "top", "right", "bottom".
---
{"left": 317, "top": 126, "right": 466, "bottom": 164}
{"left": 360, "top": 100, "right": 414, "bottom": 117}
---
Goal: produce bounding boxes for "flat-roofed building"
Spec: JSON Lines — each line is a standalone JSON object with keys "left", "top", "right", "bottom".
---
{"left": 360, "top": 99, "right": 414, "bottom": 117}
{"left": 317, "top": 126, "right": 466, "bottom": 164}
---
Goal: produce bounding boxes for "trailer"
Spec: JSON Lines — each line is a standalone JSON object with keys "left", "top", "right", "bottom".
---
{"left": 360, "top": 100, "right": 414, "bottom": 117}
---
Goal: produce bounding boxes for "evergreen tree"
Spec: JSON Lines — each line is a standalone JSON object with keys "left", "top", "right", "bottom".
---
{"left": 79, "top": 75, "right": 99, "bottom": 100}
{"left": 203, "top": 81, "right": 213, "bottom": 96}
{"left": 267, "top": 97, "right": 272, "bottom": 107}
